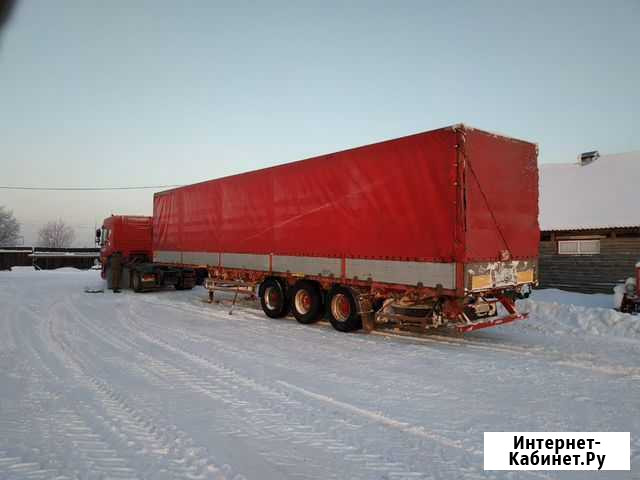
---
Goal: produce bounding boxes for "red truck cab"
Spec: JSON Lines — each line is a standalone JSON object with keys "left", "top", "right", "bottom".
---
{"left": 97, "top": 215, "right": 196, "bottom": 291}
{"left": 97, "top": 215, "right": 153, "bottom": 279}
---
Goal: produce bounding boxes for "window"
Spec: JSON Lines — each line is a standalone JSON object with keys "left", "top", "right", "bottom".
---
{"left": 557, "top": 239, "right": 600, "bottom": 255}
{"left": 100, "top": 228, "right": 110, "bottom": 247}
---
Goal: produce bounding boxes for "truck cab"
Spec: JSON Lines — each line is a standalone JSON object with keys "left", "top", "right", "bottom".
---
{"left": 97, "top": 215, "right": 196, "bottom": 292}
{"left": 97, "top": 215, "right": 153, "bottom": 280}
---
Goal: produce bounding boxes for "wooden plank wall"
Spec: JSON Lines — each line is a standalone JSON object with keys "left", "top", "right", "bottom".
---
{"left": 0, "top": 247, "right": 100, "bottom": 271}
{"left": 539, "top": 237, "right": 640, "bottom": 293}
{"left": 0, "top": 249, "right": 32, "bottom": 270}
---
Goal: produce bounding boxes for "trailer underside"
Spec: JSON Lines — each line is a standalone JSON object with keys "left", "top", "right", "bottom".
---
{"left": 192, "top": 261, "right": 534, "bottom": 335}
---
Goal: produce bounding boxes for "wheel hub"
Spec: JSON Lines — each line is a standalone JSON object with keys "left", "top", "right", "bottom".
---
{"left": 294, "top": 289, "right": 312, "bottom": 314}
{"left": 331, "top": 293, "right": 351, "bottom": 321}
{"left": 264, "top": 286, "right": 280, "bottom": 310}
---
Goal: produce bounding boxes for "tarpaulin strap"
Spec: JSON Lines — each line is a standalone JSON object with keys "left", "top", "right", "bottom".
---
{"left": 464, "top": 154, "right": 512, "bottom": 256}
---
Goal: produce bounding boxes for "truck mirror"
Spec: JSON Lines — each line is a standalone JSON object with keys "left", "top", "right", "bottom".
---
{"left": 95, "top": 228, "right": 101, "bottom": 245}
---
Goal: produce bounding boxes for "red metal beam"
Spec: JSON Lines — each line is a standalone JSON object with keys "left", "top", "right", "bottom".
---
{"left": 455, "top": 312, "right": 528, "bottom": 333}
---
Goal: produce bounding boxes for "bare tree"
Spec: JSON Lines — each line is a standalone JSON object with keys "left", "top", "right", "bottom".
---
{"left": 0, "top": 206, "right": 20, "bottom": 246}
{"left": 0, "top": 0, "right": 16, "bottom": 33}
{"left": 38, "top": 219, "right": 75, "bottom": 248}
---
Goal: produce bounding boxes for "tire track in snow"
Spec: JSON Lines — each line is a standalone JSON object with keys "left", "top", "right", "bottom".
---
{"left": 277, "top": 381, "right": 469, "bottom": 451}
{"left": 0, "top": 304, "right": 132, "bottom": 480}
{"left": 63, "top": 297, "right": 349, "bottom": 479}
{"left": 127, "top": 294, "right": 557, "bottom": 480}
{"left": 136, "top": 292, "right": 640, "bottom": 378}
{"left": 47, "top": 298, "right": 246, "bottom": 480}
{"left": 117, "top": 302, "right": 442, "bottom": 480}
{"left": 123, "top": 300, "right": 550, "bottom": 480}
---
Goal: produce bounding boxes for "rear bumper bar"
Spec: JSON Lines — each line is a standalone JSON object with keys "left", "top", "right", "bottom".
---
{"left": 455, "top": 312, "right": 528, "bottom": 333}
{"left": 455, "top": 294, "right": 527, "bottom": 333}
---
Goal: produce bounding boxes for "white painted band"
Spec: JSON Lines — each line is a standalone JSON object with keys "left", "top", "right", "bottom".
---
{"left": 347, "top": 258, "right": 456, "bottom": 289}
{"left": 272, "top": 255, "right": 341, "bottom": 277}
{"left": 221, "top": 253, "right": 270, "bottom": 271}
{"left": 153, "top": 250, "right": 457, "bottom": 289}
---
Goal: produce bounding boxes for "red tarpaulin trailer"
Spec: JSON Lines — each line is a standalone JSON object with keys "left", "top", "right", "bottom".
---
{"left": 101, "top": 124, "right": 539, "bottom": 333}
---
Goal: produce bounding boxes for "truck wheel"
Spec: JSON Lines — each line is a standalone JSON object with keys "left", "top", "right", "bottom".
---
{"left": 176, "top": 271, "right": 196, "bottom": 290}
{"left": 290, "top": 280, "right": 324, "bottom": 324}
{"left": 259, "top": 278, "right": 289, "bottom": 318}
{"left": 328, "top": 286, "right": 362, "bottom": 332}
{"left": 132, "top": 271, "right": 143, "bottom": 292}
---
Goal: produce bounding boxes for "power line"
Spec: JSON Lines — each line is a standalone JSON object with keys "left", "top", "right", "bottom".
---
{"left": 0, "top": 185, "right": 182, "bottom": 191}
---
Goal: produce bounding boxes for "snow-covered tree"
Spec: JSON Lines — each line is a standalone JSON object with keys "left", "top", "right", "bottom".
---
{"left": 38, "top": 219, "right": 75, "bottom": 248}
{"left": 0, "top": 206, "right": 20, "bottom": 246}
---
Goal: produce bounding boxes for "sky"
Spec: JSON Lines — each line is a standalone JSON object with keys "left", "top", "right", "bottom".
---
{"left": 0, "top": 0, "right": 638, "bottom": 246}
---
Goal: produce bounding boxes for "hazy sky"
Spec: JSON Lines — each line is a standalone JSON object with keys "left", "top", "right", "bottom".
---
{"left": 1, "top": 0, "right": 638, "bottom": 245}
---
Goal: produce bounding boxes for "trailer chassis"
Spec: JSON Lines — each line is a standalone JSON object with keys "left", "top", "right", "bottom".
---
{"left": 201, "top": 265, "right": 530, "bottom": 334}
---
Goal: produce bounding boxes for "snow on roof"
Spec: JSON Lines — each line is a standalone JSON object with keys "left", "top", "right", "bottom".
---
{"left": 29, "top": 251, "right": 100, "bottom": 258}
{"left": 539, "top": 150, "right": 640, "bottom": 231}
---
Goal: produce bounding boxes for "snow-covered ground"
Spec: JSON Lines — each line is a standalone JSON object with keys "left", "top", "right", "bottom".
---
{"left": 0, "top": 269, "right": 638, "bottom": 479}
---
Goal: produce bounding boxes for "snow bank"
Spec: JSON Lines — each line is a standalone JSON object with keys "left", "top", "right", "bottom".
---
{"left": 528, "top": 288, "right": 614, "bottom": 309}
{"left": 518, "top": 290, "right": 639, "bottom": 339}
{"left": 4, "top": 266, "right": 36, "bottom": 272}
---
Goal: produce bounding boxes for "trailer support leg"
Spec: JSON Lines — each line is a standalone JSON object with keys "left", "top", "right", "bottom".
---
{"left": 229, "top": 286, "right": 240, "bottom": 315}
{"left": 357, "top": 295, "right": 375, "bottom": 333}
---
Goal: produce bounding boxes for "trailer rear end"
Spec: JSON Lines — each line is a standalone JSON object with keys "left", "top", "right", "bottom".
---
{"left": 152, "top": 124, "right": 538, "bottom": 333}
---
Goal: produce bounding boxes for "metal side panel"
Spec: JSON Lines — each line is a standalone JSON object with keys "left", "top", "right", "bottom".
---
{"left": 346, "top": 259, "right": 456, "bottom": 289}
{"left": 154, "top": 250, "right": 182, "bottom": 263}
{"left": 272, "top": 255, "right": 341, "bottom": 277}
{"left": 221, "top": 253, "right": 270, "bottom": 271}
{"left": 182, "top": 251, "right": 219, "bottom": 266}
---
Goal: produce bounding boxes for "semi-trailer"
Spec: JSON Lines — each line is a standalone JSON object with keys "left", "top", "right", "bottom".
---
{"left": 98, "top": 124, "right": 539, "bottom": 334}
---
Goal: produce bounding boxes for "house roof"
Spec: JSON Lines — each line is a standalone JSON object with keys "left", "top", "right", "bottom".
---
{"left": 539, "top": 150, "right": 640, "bottom": 231}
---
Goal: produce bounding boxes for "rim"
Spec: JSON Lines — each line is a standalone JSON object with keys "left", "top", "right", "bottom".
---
{"left": 264, "top": 286, "right": 280, "bottom": 310}
{"left": 331, "top": 293, "right": 351, "bottom": 321}
{"left": 294, "top": 289, "right": 312, "bottom": 315}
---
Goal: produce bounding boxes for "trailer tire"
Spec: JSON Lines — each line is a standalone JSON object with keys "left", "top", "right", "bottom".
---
{"left": 327, "top": 286, "right": 362, "bottom": 332}
{"left": 259, "top": 278, "right": 289, "bottom": 319}
{"left": 132, "top": 271, "right": 143, "bottom": 293}
{"left": 176, "top": 270, "right": 196, "bottom": 290}
{"left": 290, "top": 280, "right": 324, "bottom": 324}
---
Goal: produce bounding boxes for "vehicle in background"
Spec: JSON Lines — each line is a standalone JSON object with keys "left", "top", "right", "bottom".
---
{"left": 614, "top": 262, "right": 640, "bottom": 314}
{"left": 99, "top": 124, "right": 539, "bottom": 334}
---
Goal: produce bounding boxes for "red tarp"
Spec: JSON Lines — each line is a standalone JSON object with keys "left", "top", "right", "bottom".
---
{"left": 153, "top": 125, "right": 538, "bottom": 263}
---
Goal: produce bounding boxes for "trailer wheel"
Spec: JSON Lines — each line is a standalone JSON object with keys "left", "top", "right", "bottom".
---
{"left": 132, "top": 271, "right": 143, "bottom": 293}
{"left": 176, "top": 270, "right": 196, "bottom": 290}
{"left": 290, "top": 280, "right": 324, "bottom": 324}
{"left": 328, "top": 286, "right": 362, "bottom": 332}
{"left": 259, "top": 278, "right": 289, "bottom": 318}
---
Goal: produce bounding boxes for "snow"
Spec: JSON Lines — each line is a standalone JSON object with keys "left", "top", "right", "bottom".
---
{"left": 539, "top": 150, "right": 640, "bottom": 231}
{"left": 522, "top": 288, "right": 640, "bottom": 338}
{"left": 0, "top": 269, "right": 639, "bottom": 479}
